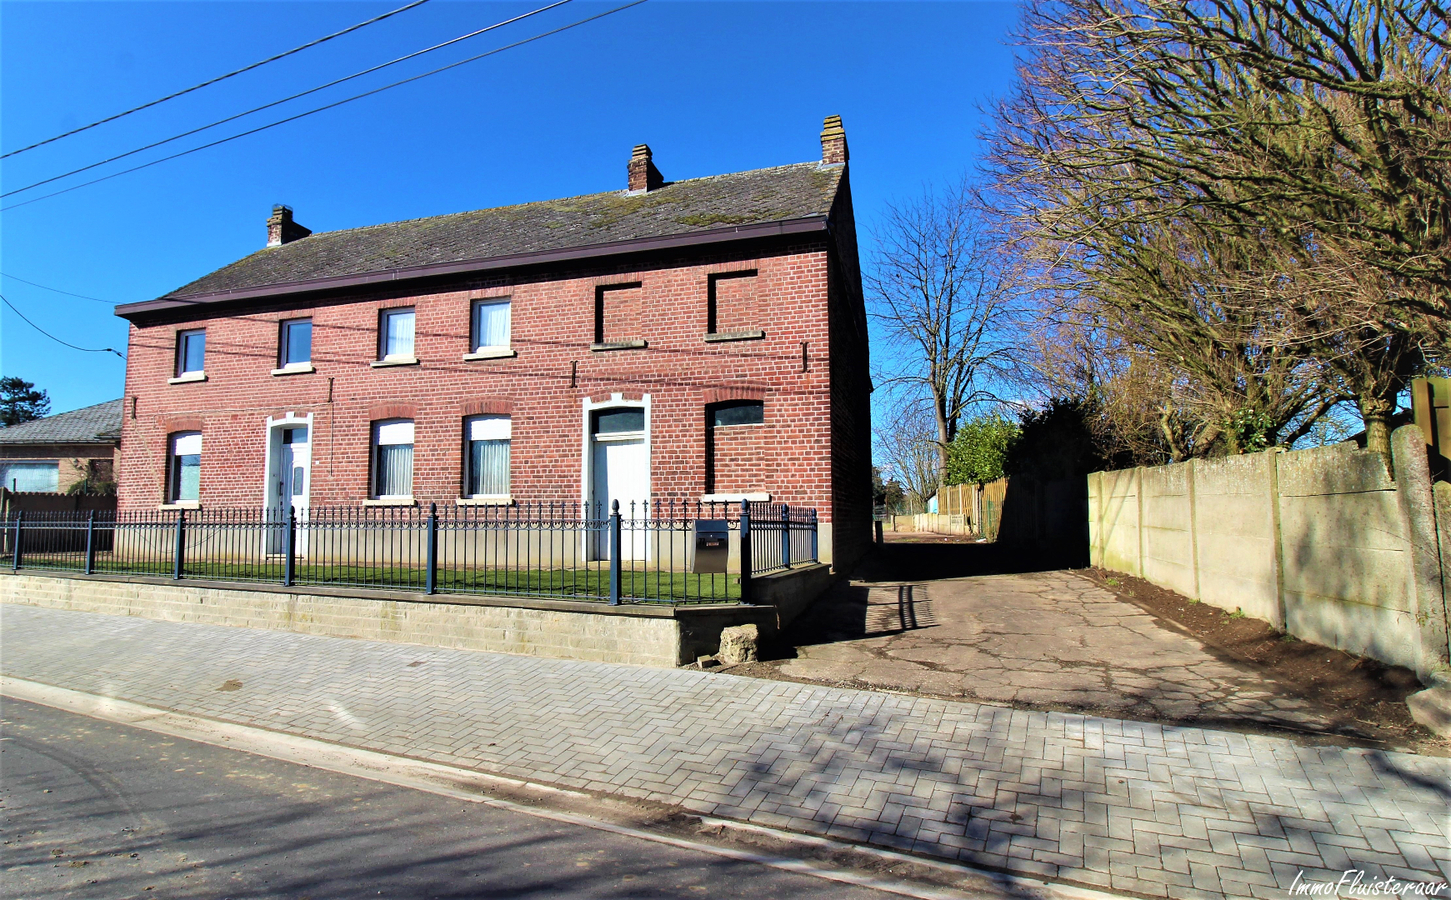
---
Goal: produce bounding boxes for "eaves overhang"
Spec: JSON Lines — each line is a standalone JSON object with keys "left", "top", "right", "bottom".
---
{"left": 115, "top": 215, "right": 830, "bottom": 319}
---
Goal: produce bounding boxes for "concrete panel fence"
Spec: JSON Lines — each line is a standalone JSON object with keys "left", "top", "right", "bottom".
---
{"left": 1089, "top": 425, "right": 1450, "bottom": 684}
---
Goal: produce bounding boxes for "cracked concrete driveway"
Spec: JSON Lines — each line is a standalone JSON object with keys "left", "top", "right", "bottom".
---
{"left": 774, "top": 540, "right": 1337, "bottom": 734}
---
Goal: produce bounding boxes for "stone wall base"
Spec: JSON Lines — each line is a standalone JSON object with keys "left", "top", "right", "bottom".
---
{"left": 0, "top": 572, "right": 792, "bottom": 667}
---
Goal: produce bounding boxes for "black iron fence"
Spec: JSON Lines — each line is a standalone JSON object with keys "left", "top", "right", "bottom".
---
{"left": 2, "top": 500, "right": 819, "bottom": 605}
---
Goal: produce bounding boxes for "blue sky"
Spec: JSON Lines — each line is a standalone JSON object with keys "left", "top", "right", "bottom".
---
{"left": 1, "top": 0, "right": 1019, "bottom": 414}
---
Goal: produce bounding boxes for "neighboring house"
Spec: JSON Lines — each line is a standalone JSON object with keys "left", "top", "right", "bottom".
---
{"left": 0, "top": 399, "right": 123, "bottom": 493}
{"left": 113, "top": 117, "right": 871, "bottom": 568}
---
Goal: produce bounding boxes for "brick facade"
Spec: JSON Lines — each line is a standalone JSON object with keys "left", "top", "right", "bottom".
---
{"left": 117, "top": 125, "right": 871, "bottom": 569}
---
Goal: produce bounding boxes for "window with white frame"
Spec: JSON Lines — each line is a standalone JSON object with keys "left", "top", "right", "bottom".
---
{"left": 168, "top": 432, "right": 201, "bottom": 502}
{"left": 379, "top": 308, "right": 415, "bottom": 361}
{"left": 280, "top": 318, "right": 312, "bottom": 367}
{"left": 372, "top": 420, "right": 414, "bottom": 498}
{"left": 175, "top": 329, "right": 206, "bottom": 376}
{"left": 471, "top": 299, "right": 511, "bottom": 352}
{"left": 464, "top": 415, "right": 510, "bottom": 497}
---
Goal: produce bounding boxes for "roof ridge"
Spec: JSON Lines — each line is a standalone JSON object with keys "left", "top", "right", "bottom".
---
{"left": 293, "top": 160, "right": 826, "bottom": 242}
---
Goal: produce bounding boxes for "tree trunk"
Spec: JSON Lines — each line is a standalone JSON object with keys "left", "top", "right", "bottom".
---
{"left": 934, "top": 394, "right": 952, "bottom": 488}
{"left": 1359, "top": 393, "right": 1393, "bottom": 460}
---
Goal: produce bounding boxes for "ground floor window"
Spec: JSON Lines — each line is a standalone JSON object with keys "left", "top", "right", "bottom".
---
{"left": 0, "top": 461, "right": 59, "bottom": 493}
{"left": 372, "top": 420, "right": 414, "bottom": 498}
{"left": 169, "top": 432, "right": 201, "bottom": 502}
{"left": 465, "top": 415, "right": 510, "bottom": 497}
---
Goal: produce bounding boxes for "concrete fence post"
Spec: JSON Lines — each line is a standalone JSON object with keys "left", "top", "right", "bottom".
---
{"left": 1392, "top": 425, "right": 1451, "bottom": 683}
{"left": 1269, "top": 449, "right": 1288, "bottom": 632}
{"left": 1187, "top": 460, "right": 1202, "bottom": 602}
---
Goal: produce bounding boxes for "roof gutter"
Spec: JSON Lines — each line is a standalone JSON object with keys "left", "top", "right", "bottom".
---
{"left": 116, "top": 216, "right": 830, "bottom": 318}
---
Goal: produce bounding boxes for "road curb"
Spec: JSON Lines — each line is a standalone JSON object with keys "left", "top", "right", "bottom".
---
{"left": 2, "top": 674, "right": 1134, "bottom": 900}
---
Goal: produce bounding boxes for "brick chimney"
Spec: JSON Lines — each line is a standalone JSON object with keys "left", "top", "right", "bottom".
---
{"left": 821, "top": 115, "right": 848, "bottom": 165}
{"left": 266, "top": 205, "right": 312, "bottom": 247}
{"left": 627, "top": 144, "right": 664, "bottom": 193}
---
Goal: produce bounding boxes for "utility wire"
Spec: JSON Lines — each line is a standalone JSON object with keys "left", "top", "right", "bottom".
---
{"left": 1, "top": 0, "right": 432, "bottom": 160}
{"left": 0, "top": 272, "right": 110, "bottom": 304}
{"left": 1, "top": 0, "right": 650, "bottom": 213}
{"left": 2, "top": 0, "right": 573, "bottom": 199}
{"left": 1, "top": 295, "right": 126, "bottom": 359}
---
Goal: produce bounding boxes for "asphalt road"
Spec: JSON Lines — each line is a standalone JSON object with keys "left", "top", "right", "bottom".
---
{"left": 0, "top": 696, "right": 899, "bottom": 900}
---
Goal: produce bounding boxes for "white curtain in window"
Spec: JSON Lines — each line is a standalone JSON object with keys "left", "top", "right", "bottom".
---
{"left": 474, "top": 300, "right": 510, "bottom": 350}
{"left": 384, "top": 310, "right": 415, "bottom": 358}
{"left": 374, "top": 420, "right": 414, "bottom": 497}
{"left": 467, "top": 415, "right": 510, "bottom": 496}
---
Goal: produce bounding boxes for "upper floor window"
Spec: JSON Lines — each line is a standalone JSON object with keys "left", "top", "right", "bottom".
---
{"left": 175, "top": 329, "right": 206, "bottom": 377}
{"left": 169, "top": 432, "right": 202, "bottom": 502}
{"left": 593, "top": 283, "right": 644, "bottom": 348}
{"left": 372, "top": 419, "right": 414, "bottom": 499}
{"left": 379, "top": 308, "right": 415, "bottom": 361}
{"left": 472, "top": 299, "right": 511, "bottom": 352}
{"left": 465, "top": 415, "right": 511, "bottom": 498}
{"left": 707, "top": 270, "right": 759, "bottom": 336}
{"left": 279, "top": 318, "right": 312, "bottom": 367}
{"left": 711, "top": 400, "right": 764, "bottom": 427}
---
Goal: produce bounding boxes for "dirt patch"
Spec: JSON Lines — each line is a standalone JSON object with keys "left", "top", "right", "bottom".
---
{"left": 1078, "top": 568, "right": 1442, "bottom": 753}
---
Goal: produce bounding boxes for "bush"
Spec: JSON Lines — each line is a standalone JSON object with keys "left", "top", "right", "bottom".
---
{"left": 945, "top": 415, "right": 1020, "bottom": 484}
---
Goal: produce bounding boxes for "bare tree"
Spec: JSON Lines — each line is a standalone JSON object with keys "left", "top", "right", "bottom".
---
{"left": 990, "top": 0, "right": 1448, "bottom": 456}
{"left": 868, "top": 180, "right": 1021, "bottom": 483}
{"left": 872, "top": 397, "right": 942, "bottom": 513}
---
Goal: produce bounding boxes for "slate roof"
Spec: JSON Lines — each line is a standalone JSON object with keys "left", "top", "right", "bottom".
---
{"left": 164, "top": 162, "right": 844, "bottom": 300}
{"left": 0, "top": 399, "right": 123, "bottom": 445}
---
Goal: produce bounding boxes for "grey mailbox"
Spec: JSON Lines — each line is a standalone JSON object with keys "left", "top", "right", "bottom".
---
{"left": 692, "top": 520, "right": 730, "bottom": 574}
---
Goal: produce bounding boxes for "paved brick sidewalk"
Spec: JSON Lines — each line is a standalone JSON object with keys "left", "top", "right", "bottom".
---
{"left": 3, "top": 603, "right": 1447, "bottom": 900}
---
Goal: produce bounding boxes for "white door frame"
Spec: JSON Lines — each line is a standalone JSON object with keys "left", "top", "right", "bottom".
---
{"left": 262, "top": 413, "right": 314, "bottom": 554}
{"left": 580, "top": 393, "right": 651, "bottom": 560}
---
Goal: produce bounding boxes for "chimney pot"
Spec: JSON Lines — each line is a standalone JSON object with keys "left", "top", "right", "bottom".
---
{"left": 820, "top": 115, "right": 848, "bottom": 165}
{"left": 627, "top": 144, "right": 664, "bottom": 193}
{"left": 266, "top": 204, "right": 312, "bottom": 247}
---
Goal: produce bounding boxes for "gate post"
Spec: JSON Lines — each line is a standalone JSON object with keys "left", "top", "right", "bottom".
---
{"left": 608, "top": 500, "right": 622, "bottom": 605}
{"left": 739, "top": 500, "right": 752, "bottom": 603}
{"left": 172, "top": 508, "right": 186, "bottom": 580}
{"left": 11, "top": 511, "right": 22, "bottom": 571}
{"left": 781, "top": 504, "right": 791, "bottom": 569}
{"left": 425, "top": 502, "right": 439, "bottom": 595}
{"left": 283, "top": 506, "right": 296, "bottom": 587}
{"left": 84, "top": 511, "right": 96, "bottom": 575}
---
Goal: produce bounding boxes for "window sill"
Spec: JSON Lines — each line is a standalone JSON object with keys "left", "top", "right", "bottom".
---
{"left": 590, "top": 340, "right": 647, "bottom": 352}
{"left": 457, "top": 495, "right": 514, "bottom": 506}
{"left": 462, "top": 348, "right": 517, "bottom": 361}
{"left": 158, "top": 501, "right": 201, "bottom": 510}
{"left": 168, "top": 372, "right": 207, "bottom": 385}
{"left": 699, "top": 492, "right": 771, "bottom": 503}
{"left": 371, "top": 357, "right": 420, "bottom": 368}
{"left": 363, "top": 497, "right": 417, "bottom": 507}
{"left": 270, "top": 364, "right": 316, "bottom": 376}
{"left": 703, "top": 330, "right": 765, "bottom": 343}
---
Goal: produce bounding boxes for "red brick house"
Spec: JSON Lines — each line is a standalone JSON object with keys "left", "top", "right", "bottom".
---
{"left": 114, "top": 117, "right": 871, "bottom": 569}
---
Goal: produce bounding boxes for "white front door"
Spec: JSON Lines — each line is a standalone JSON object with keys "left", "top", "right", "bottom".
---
{"left": 270, "top": 426, "right": 310, "bottom": 554}
{"left": 591, "top": 436, "right": 648, "bottom": 560}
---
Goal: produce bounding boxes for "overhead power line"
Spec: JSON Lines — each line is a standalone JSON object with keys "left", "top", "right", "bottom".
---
{"left": 2, "top": 0, "right": 574, "bottom": 199}
{"left": 1, "top": 0, "right": 650, "bottom": 213}
{"left": 0, "top": 272, "right": 110, "bottom": 304}
{"left": 1, "top": 0, "right": 433, "bottom": 160}
{"left": 1, "top": 294, "right": 126, "bottom": 360}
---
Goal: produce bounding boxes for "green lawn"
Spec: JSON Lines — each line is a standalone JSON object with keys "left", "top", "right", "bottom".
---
{"left": 13, "top": 554, "right": 742, "bottom": 603}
